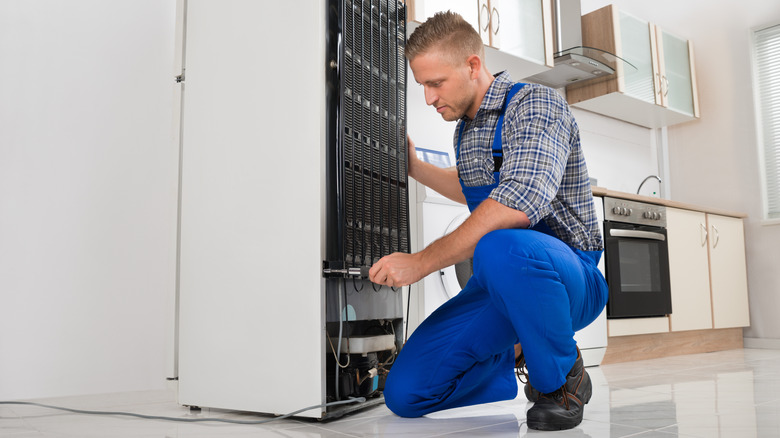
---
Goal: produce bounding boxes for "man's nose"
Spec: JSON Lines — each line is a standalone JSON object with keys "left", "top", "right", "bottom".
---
{"left": 424, "top": 87, "right": 437, "bottom": 106}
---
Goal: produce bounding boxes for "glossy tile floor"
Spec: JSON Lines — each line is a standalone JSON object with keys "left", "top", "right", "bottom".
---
{"left": 3, "top": 348, "right": 780, "bottom": 437}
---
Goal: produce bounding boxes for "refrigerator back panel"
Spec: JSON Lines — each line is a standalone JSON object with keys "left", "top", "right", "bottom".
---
{"left": 328, "top": 0, "right": 410, "bottom": 270}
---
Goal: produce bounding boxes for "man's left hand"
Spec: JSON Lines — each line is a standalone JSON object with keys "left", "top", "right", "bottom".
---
{"left": 369, "top": 252, "right": 426, "bottom": 287}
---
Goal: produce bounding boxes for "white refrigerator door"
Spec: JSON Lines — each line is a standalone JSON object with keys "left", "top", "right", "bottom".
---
{"left": 176, "top": 0, "right": 327, "bottom": 417}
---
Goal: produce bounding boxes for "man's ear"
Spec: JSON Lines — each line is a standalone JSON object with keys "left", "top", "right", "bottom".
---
{"left": 466, "top": 54, "right": 482, "bottom": 80}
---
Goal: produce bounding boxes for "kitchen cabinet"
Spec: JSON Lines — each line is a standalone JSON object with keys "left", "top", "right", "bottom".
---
{"left": 406, "top": 0, "right": 554, "bottom": 81}
{"left": 565, "top": 5, "right": 700, "bottom": 128}
{"left": 665, "top": 208, "right": 750, "bottom": 331}
{"left": 666, "top": 208, "right": 713, "bottom": 331}
{"left": 708, "top": 214, "right": 750, "bottom": 329}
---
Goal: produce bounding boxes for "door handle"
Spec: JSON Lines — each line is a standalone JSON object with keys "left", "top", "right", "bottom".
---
{"left": 700, "top": 222, "right": 708, "bottom": 247}
{"left": 711, "top": 225, "right": 720, "bottom": 248}
{"left": 610, "top": 229, "right": 666, "bottom": 241}
{"left": 480, "top": 3, "right": 490, "bottom": 32}
{"left": 491, "top": 7, "right": 500, "bottom": 34}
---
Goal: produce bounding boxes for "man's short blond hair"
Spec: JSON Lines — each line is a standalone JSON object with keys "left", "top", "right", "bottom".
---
{"left": 406, "top": 11, "right": 485, "bottom": 65}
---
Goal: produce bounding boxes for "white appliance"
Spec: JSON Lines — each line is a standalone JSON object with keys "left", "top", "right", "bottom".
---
{"left": 174, "top": 0, "right": 409, "bottom": 419}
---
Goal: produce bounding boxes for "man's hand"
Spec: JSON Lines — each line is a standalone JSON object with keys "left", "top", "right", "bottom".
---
{"left": 369, "top": 252, "right": 426, "bottom": 287}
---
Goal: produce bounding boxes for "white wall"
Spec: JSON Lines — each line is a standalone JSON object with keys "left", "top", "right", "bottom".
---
{"left": 580, "top": 0, "right": 780, "bottom": 340}
{"left": 0, "top": 1, "right": 178, "bottom": 399}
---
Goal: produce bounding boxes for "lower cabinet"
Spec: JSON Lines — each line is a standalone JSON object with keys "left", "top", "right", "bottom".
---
{"left": 708, "top": 214, "right": 751, "bottom": 328}
{"left": 666, "top": 208, "right": 713, "bottom": 331}
{"left": 666, "top": 208, "right": 750, "bottom": 331}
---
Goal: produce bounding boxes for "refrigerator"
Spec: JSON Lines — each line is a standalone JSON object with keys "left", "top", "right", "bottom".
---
{"left": 172, "top": 0, "right": 409, "bottom": 419}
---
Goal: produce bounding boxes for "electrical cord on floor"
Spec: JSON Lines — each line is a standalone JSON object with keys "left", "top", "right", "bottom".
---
{"left": 0, "top": 397, "right": 366, "bottom": 425}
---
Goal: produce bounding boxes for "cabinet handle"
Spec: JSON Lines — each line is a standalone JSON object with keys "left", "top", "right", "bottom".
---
{"left": 711, "top": 225, "right": 720, "bottom": 248}
{"left": 655, "top": 73, "right": 662, "bottom": 95}
{"left": 700, "top": 222, "right": 708, "bottom": 247}
{"left": 480, "top": 3, "right": 490, "bottom": 32}
{"left": 663, "top": 76, "right": 670, "bottom": 97}
{"left": 491, "top": 7, "right": 500, "bottom": 34}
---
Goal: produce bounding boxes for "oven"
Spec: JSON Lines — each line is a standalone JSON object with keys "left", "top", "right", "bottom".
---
{"left": 603, "top": 197, "right": 672, "bottom": 318}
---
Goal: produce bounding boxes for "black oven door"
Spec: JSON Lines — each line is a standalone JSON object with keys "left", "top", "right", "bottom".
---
{"left": 604, "top": 221, "right": 672, "bottom": 318}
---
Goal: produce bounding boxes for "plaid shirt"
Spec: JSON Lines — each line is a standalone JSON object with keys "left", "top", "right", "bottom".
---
{"left": 455, "top": 72, "right": 603, "bottom": 251}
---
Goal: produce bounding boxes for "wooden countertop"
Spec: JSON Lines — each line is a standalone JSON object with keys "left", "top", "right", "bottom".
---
{"left": 592, "top": 187, "right": 748, "bottom": 218}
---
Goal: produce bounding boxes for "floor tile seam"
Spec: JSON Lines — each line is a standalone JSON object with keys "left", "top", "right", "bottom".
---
{"left": 578, "top": 416, "right": 659, "bottom": 436}
{"left": 619, "top": 425, "right": 696, "bottom": 438}
{"left": 430, "top": 419, "right": 521, "bottom": 437}
{"left": 653, "top": 423, "right": 714, "bottom": 438}
{"left": 754, "top": 398, "right": 780, "bottom": 408}
{"left": 605, "top": 385, "right": 677, "bottom": 397}
{"left": 303, "top": 421, "right": 364, "bottom": 438}
{"left": 0, "top": 422, "right": 38, "bottom": 436}
{"left": 605, "top": 418, "right": 679, "bottom": 432}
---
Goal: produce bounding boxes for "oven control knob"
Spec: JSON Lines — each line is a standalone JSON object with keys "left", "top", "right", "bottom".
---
{"left": 626, "top": 208, "right": 633, "bottom": 216}
{"left": 612, "top": 206, "right": 621, "bottom": 215}
{"left": 643, "top": 211, "right": 651, "bottom": 219}
{"left": 657, "top": 212, "right": 663, "bottom": 220}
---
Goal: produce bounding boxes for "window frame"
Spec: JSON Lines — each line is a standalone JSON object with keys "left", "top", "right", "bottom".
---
{"left": 750, "top": 21, "right": 780, "bottom": 225}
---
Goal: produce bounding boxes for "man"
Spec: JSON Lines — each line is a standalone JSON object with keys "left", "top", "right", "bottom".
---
{"left": 368, "top": 11, "right": 608, "bottom": 431}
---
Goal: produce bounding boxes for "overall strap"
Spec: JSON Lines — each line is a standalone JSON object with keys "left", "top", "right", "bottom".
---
{"left": 491, "top": 82, "right": 527, "bottom": 172}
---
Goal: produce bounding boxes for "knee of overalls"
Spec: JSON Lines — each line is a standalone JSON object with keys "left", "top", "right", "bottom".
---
{"left": 473, "top": 229, "right": 559, "bottom": 275}
{"left": 383, "top": 374, "right": 426, "bottom": 418}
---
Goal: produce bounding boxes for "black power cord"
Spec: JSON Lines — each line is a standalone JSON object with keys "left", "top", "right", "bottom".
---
{"left": 0, "top": 397, "right": 366, "bottom": 425}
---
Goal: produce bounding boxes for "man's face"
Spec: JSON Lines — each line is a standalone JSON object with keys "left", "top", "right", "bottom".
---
{"left": 409, "top": 50, "right": 476, "bottom": 121}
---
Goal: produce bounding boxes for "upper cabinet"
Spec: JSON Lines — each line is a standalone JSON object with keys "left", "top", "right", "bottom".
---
{"left": 565, "top": 5, "right": 700, "bottom": 128}
{"left": 406, "top": 0, "right": 554, "bottom": 81}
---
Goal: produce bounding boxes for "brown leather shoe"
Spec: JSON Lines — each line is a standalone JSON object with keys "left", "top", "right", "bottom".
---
{"left": 517, "top": 348, "right": 591, "bottom": 405}
{"left": 525, "top": 348, "right": 592, "bottom": 431}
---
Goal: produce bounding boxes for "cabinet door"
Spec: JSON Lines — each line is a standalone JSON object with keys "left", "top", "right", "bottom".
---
{"left": 477, "top": 0, "right": 491, "bottom": 46}
{"left": 618, "top": 10, "right": 658, "bottom": 104}
{"left": 410, "top": 0, "right": 483, "bottom": 43}
{"left": 657, "top": 28, "right": 697, "bottom": 117}
{"left": 708, "top": 215, "right": 750, "bottom": 328}
{"left": 666, "top": 208, "right": 713, "bottom": 331}
{"left": 489, "top": 0, "right": 547, "bottom": 65}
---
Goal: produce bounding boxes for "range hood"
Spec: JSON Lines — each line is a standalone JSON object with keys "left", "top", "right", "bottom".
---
{"left": 526, "top": 0, "right": 634, "bottom": 88}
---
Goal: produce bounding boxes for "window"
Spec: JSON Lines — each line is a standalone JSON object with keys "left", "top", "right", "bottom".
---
{"left": 752, "top": 23, "right": 780, "bottom": 221}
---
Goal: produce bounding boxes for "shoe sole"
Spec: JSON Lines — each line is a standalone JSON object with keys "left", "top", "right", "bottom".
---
{"left": 527, "top": 414, "right": 584, "bottom": 431}
{"left": 526, "top": 399, "right": 584, "bottom": 431}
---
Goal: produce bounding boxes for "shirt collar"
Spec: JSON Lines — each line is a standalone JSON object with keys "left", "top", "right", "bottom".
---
{"left": 469, "top": 71, "right": 513, "bottom": 120}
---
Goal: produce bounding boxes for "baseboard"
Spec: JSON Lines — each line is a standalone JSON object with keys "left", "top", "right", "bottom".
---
{"left": 743, "top": 337, "right": 780, "bottom": 350}
{"left": 580, "top": 347, "right": 606, "bottom": 368}
{"left": 602, "top": 327, "right": 744, "bottom": 364}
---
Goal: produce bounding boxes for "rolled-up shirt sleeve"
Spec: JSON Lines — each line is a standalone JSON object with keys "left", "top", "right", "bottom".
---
{"left": 488, "top": 86, "right": 574, "bottom": 227}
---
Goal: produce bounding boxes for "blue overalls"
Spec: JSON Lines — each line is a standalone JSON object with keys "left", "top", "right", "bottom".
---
{"left": 383, "top": 83, "right": 608, "bottom": 418}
